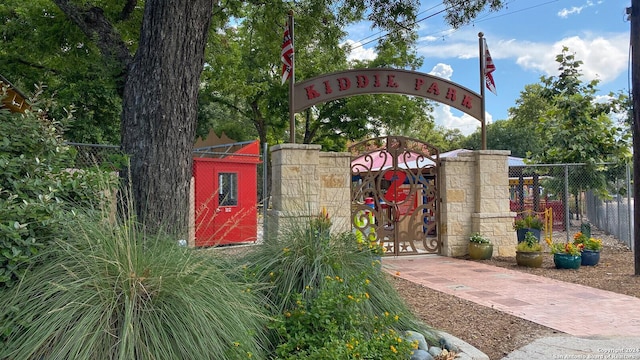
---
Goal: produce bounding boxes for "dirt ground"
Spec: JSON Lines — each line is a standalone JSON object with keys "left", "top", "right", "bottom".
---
{"left": 391, "top": 226, "right": 640, "bottom": 360}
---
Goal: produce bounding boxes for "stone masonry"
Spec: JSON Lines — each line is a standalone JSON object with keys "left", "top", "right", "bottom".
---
{"left": 268, "top": 145, "right": 515, "bottom": 257}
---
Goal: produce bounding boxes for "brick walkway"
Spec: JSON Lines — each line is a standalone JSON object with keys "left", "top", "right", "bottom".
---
{"left": 382, "top": 255, "right": 640, "bottom": 336}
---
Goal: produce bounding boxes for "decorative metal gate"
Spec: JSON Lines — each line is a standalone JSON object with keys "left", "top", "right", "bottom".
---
{"left": 350, "top": 136, "right": 440, "bottom": 255}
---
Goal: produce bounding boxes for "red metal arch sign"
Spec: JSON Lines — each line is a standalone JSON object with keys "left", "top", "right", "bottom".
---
{"left": 293, "top": 68, "right": 482, "bottom": 121}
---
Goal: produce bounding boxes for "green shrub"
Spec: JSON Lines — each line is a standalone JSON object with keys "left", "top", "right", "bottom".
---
{"left": 0, "top": 212, "right": 268, "bottom": 359}
{"left": 238, "top": 215, "right": 434, "bottom": 357}
{"left": 0, "top": 99, "right": 116, "bottom": 289}
{"left": 270, "top": 273, "right": 418, "bottom": 359}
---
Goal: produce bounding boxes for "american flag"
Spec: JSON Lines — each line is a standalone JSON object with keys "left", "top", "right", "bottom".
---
{"left": 484, "top": 39, "right": 497, "bottom": 95}
{"left": 281, "top": 22, "right": 293, "bottom": 85}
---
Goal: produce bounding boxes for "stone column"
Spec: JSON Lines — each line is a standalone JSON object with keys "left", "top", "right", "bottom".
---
{"left": 267, "top": 144, "right": 351, "bottom": 239}
{"left": 439, "top": 150, "right": 515, "bottom": 257}
{"left": 471, "top": 150, "right": 516, "bottom": 256}
{"left": 318, "top": 152, "right": 351, "bottom": 234}
{"left": 439, "top": 153, "right": 475, "bottom": 256}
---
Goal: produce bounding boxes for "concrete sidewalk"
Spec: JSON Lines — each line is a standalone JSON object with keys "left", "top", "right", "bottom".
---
{"left": 382, "top": 255, "right": 640, "bottom": 359}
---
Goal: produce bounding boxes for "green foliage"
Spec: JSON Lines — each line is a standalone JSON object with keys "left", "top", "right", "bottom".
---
{"left": 400, "top": 124, "right": 463, "bottom": 153}
{"left": 270, "top": 275, "right": 417, "bottom": 359}
{"left": 573, "top": 230, "right": 602, "bottom": 251}
{"left": 513, "top": 214, "right": 544, "bottom": 230}
{"left": 516, "top": 232, "right": 542, "bottom": 252}
{"left": 0, "top": 97, "right": 117, "bottom": 289}
{"left": 0, "top": 0, "right": 127, "bottom": 144}
{"left": 0, "top": 213, "right": 268, "bottom": 359}
{"left": 237, "top": 215, "right": 433, "bottom": 357}
{"left": 443, "top": 0, "right": 505, "bottom": 28}
{"left": 546, "top": 237, "right": 582, "bottom": 256}
{"left": 531, "top": 48, "right": 631, "bottom": 198}
{"left": 461, "top": 117, "right": 543, "bottom": 158}
{"left": 200, "top": 0, "right": 505, "bottom": 148}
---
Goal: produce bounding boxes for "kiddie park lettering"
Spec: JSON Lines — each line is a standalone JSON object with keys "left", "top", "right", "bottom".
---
{"left": 292, "top": 69, "right": 483, "bottom": 121}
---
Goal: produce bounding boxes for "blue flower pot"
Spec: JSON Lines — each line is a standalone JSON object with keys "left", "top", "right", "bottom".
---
{"left": 553, "top": 253, "right": 581, "bottom": 269}
{"left": 516, "top": 228, "right": 541, "bottom": 243}
{"left": 581, "top": 250, "right": 600, "bottom": 266}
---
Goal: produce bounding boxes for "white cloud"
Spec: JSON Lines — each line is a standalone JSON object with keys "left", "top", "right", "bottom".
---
{"left": 428, "top": 63, "right": 492, "bottom": 136}
{"left": 558, "top": 6, "right": 584, "bottom": 18}
{"left": 429, "top": 63, "right": 453, "bottom": 79}
{"left": 432, "top": 104, "right": 487, "bottom": 136}
{"left": 415, "top": 22, "right": 628, "bottom": 85}
{"left": 558, "top": 1, "right": 594, "bottom": 18}
{"left": 341, "top": 39, "right": 377, "bottom": 62}
{"left": 508, "top": 33, "right": 628, "bottom": 84}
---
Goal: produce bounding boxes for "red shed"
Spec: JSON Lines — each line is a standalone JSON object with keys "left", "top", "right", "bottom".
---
{"left": 193, "top": 140, "right": 261, "bottom": 247}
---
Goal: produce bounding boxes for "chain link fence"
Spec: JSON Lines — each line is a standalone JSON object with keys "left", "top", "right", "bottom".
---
{"left": 65, "top": 142, "right": 269, "bottom": 211}
{"left": 66, "top": 142, "right": 124, "bottom": 170}
{"left": 510, "top": 162, "right": 632, "bottom": 249}
{"left": 66, "top": 142, "right": 269, "bottom": 201}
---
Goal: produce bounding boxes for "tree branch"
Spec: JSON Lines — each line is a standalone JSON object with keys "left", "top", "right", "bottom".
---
{"left": 16, "top": 59, "right": 60, "bottom": 75}
{"left": 209, "top": 95, "right": 253, "bottom": 119}
{"left": 52, "top": 0, "right": 132, "bottom": 71}
{"left": 120, "top": 0, "right": 138, "bottom": 21}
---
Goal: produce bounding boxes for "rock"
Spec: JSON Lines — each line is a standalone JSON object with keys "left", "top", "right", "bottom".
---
{"left": 428, "top": 346, "right": 442, "bottom": 357}
{"left": 410, "top": 349, "right": 434, "bottom": 360}
{"left": 404, "top": 330, "right": 429, "bottom": 350}
{"left": 439, "top": 336, "right": 460, "bottom": 352}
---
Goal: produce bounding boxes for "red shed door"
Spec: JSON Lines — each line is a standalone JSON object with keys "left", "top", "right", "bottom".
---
{"left": 214, "top": 171, "right": 240, "bottom": 242}
{"left": 195, "top": 168, "right": 257, "bottom": 246}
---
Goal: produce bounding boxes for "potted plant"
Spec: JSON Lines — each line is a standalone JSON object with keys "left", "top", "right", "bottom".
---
{"left": 546, "top": 237, "right": 582, "bottom": 269}
{"left": 515, "top": 231, "right": 543, "bottom": 268}
{"left": 573, "top": 231, "right": 602, "bottom": 266}
{"left": 468, "top": 232, "right": 493, "bottom": 260}
{"left": 513, "top": 214, "right": 544, "bottom": 242}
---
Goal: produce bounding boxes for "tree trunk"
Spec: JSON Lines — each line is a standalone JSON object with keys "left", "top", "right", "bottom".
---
{"left": 122, "top": 0, "right": 214, "bottom": 235}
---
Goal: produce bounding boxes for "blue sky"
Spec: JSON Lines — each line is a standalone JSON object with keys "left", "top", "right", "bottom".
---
{"left": 343, "top": 0, "right": 631, "bottom": 135}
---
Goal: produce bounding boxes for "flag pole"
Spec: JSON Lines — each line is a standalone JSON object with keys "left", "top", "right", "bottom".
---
{"left": 288, "top": 10, "right": 295, "bottom": 143}
{"left": 478, "top": 32, "right": 487, "bottom": 150}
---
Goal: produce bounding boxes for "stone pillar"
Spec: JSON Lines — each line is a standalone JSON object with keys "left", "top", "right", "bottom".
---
{"left": 267, "top": 144, "right": 351, "bottom": 238}
{"left": 471, "top": 150, "right": 516, "bottom": 256}
{"left": 439, "top": 153, "right": 475, "bottom": 256}
{"left": 439, "top": 150, "right": 515, "bottom": 257}
{"left": 318, "top": 152, "right": 351, "bottom": 234}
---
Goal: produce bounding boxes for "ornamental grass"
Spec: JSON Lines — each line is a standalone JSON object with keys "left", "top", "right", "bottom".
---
{"left": 237, "top": 208, "right": 434, "bottom": 357}
{"left": 0, "top": 211, "right": 269, "bottom": 360}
